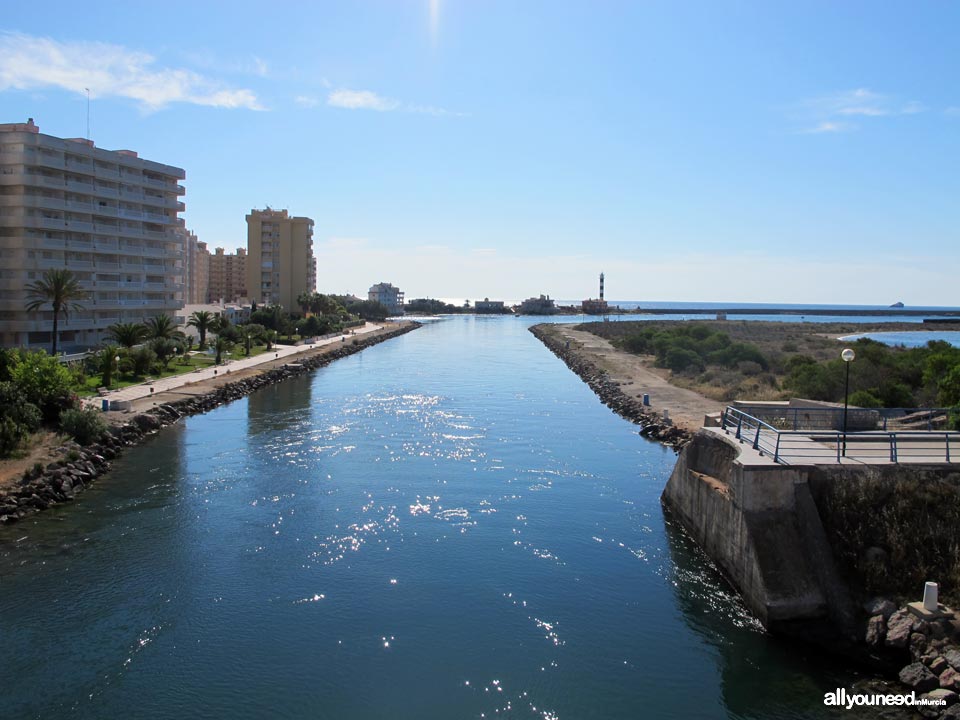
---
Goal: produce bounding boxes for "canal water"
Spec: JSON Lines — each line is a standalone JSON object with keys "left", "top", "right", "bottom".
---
{"left": 1, "top": 316, "right": 864, "bottom": 719}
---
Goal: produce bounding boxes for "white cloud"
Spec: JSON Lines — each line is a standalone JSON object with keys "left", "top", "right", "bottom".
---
{"left": 327, "top": 89, "right": 400, "bottom": 112}
{"left": 325, "top": 87, "right": 463, "bottom": 116}
{"left": 802, "top": 121, "right": 854, "bottom": 134}
{"left": 946, "top": 107, "right": 960, "bottom": 116}
{"left": 251, "top": 56, "right": 269, "bottom": 78}
{"left": 0, "top": 32, "right": 264, "bottom": 111}
{"left": 795, "top": 88, "right": 927, "bottom": 134}
{"left": 294, "top": 94, "right": 320, "bottom": 108}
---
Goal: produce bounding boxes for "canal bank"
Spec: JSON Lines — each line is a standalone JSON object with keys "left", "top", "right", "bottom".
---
{"left": 0, "top": 315, "right": 878, "bottom": 719}
{"left": 0, "top": 321, "right": 420, "bottom": 524}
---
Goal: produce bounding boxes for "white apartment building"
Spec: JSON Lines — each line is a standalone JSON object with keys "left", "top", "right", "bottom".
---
{"left": 0, "top": 119, "right": 185, "bottom": 351}
{"left": 368, "top": 282, "right": 405, "bottom": 315}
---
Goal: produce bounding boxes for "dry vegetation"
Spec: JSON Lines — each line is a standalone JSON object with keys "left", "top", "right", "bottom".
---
{"left": 578, "top": 320, "right": 958, "bottom": 404}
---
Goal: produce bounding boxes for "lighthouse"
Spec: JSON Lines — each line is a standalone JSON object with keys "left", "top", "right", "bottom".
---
{"left": 600, "top": 272, "right": 604, "bottom": 302}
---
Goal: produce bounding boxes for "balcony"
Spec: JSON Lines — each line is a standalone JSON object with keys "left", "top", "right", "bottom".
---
{"left": 64, "top": 200, "right": 95, "bottom": 213}
{"left": 65, "top": 220, "right": 94, "bottom": 233}
{"left": 94, "top": 165, "right": 120, "bottom": 180}
{"left": 95, "top": 185, "right": 119, "bottom": 197}
{"left": 65, "top": 179, "right": 95, "bottom": 194}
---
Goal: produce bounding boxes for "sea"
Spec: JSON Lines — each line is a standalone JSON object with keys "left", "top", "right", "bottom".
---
{"left": 2, "top": 309, "right": 953, "bottom": 719}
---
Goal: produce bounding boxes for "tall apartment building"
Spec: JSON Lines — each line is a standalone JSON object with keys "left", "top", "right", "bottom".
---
{"left": 245, "top": 208, "right": 316, "bottom": 310}
{"left": 207, "top": 247, "right": 247, "bottom": 303}
{"left": 183, "top": 230, "right": 210, "bottom": 305}
{"left": 368, "top": 282, "right": 405, "bottom": 315}
{"left": 0, "top": 119, "right": 185, "bottom": 350}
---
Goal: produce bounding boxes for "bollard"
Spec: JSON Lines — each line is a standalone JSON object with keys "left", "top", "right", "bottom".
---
{"left": 923, "top": 582, "right": 939, "bottom": 612}
{"left": 642, "top": 393, "right": 650, "bottom": 406}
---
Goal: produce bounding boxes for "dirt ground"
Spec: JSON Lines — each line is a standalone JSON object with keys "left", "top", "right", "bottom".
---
{"left": 545, "top": 324, "right": 726, "bottom": 431}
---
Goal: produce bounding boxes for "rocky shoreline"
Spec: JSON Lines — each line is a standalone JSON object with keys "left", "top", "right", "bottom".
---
{"left": 0, "top": 322, "right": 420, "bottom": 526}
{"left": 529, "top": 324, "right": 691, "bottom": 448}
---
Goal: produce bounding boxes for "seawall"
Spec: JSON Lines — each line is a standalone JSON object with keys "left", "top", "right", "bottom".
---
{"left": 529, "top": 324, "right": 691, "bottom": 447}
{"left": 0, "top": 322, "right": 420, "bottom": 525}
{"left": 663, "top": 428, "right": 960, "bottom": 636}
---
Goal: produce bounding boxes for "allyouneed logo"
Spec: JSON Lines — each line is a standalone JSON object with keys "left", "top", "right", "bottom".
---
{"left": 824, "top": 688, "right": 946, "bottom": 710}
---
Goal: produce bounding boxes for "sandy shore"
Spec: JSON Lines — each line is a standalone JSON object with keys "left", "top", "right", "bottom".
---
{"left": 536, "top": 324, "right": 725, "bottom": 432}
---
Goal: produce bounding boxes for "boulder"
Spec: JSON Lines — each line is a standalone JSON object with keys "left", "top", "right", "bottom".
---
{"left": 864, "top": 597, "right": 898, "bottom": 619}
{"left": 944, "top": 703, "right": 960, "bottom": 719}
{"left": 887, "top": 609, "right": 914, "bottom": 649}
{"left": 866, "top": 614, "right": 887, "bottom": 647}
{"left": 914, "top": 632, "right": 932, "bottom": 660}
{"left": 947, "top": 649, "right": 960, "bottom": 672}
{"left": 932, "top": 657, "right": 950, "bottom": 675}
{"left": 926, "top": 689, "right": 958, "bottom": 708}
{"left": 900, "top": 662, "right": 940, "bottom": 692}
{"left": 132, "top": 414, "right": 161, "bottom": 432}
{"left": 942, "top": 668, "right": 960, "bottom": 692}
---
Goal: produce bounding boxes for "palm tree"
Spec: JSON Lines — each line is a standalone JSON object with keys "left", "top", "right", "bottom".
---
{"left": 106, "top": 322, "right": 148, "bottom": 349}
{"left": 213, "top": 335, "right": 233, "bottom": 365}
{"left": 24, "top": 269, "right": 87, "bottom": 355}
{"left": 297, "top": 291, "right": 312, "bottom": 315}
{"left": 239, "top": 323, "right": 266, "bottom": 357}
{"left": 143, "top": 314, "right": 183, "bottom": 340}
{"left": 186, "top": 310, "right": 215, "bottom": 350}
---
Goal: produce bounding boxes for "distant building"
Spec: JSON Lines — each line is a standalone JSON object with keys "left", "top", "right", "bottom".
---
{"left": 183, "top": 231, "right": 210, "bottom": 305}
{"left": 475, "top": 298, "right": 507, "bottom": 314}
{"left": 246, "top": 207, "right": 316, "bottom": 310}
{"left": 581, "top": 298, "right": 608, "bottom": 315}
{"left": 0, "top": 118, "right": 185, "bottom": 350}
{"left": 518, "top": 295, "right": 556, "bottom": 315}
{"left": 368, "top": 282, "right": 405, "bottom": 315}
{"left": 582, "top": 271, "right": 608, "bottom": 315}
{"left": 207, "top": 247, "right": 247, "bottom": 303}
{"left": 177, "top": 302, "right": 251, "bottom": 339}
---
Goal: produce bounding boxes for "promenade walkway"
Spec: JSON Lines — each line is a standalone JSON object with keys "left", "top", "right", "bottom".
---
{"left": 85, "top": 323, "right": 382, "bottom": 410}
{"left": 720, "top": 409, "right": 959, "bottom": 466}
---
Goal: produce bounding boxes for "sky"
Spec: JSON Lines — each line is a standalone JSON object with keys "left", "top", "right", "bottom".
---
{"left": 1, "top": 1, "right": 958, "bottom": 305}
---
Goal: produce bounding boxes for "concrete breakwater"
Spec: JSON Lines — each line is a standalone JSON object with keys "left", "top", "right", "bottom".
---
{"left": 529, "top": 324, "right": 690, "bottom": 447}
{"left": 663, "top": 428, "right": 960, "bottom": 713}
{"left": 0, "top": 322, "right": 420, "bottom": 525}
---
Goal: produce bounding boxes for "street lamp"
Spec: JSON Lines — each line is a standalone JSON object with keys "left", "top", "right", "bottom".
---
{"left": 841, "top": 348, "right": 856, "bottom": 457}
{"left": 114, "top": 354, "right": 121, "bottom": 390}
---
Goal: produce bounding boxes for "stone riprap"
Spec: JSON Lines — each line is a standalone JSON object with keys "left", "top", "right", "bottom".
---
{"left": 528, "top": 324, "right": 691, "bottom": 448}
{"left": 0, "top": 322, "right": 420, "bottom": 524}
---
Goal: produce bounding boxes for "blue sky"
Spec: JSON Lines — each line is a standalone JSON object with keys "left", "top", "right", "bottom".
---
{"left": 2, "top": 1, "right": 957, "bottom": 305}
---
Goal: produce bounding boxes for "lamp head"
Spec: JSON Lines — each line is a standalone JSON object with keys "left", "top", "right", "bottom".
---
{"left": 841, "top": 348, "right": 856, "bottom": 362}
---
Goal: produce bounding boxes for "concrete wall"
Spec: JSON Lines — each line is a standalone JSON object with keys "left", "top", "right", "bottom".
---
{"left": 662, "top": 430, "right": 854, "bottom": 633}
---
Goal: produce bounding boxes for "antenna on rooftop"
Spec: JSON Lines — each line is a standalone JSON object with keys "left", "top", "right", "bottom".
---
{"left": 85, "top": 88, "right": 90, "bottom": 140}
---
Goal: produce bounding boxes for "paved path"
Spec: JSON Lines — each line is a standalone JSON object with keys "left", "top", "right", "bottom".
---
{"left": 547, "top": 325, "right": 726, "bottom": 431}
{"left": 85, "top": 323, "right": 382, "bottom": 408}
{"left": 714, "top": 426, "right": 959, "bottom": 466}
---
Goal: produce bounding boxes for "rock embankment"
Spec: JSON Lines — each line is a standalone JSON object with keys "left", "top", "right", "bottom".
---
{"left": 0, "top": 322, "right": 419, "bottom": 525}
{"left": 860, "top": 597, "right": 960, "bottom": 717}
{"left": 529, "top": 324, "right": 690, "bottom": 448}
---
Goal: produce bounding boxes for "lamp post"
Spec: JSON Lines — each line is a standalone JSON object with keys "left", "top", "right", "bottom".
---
{"left": 114, "top": 355, "right": 121, "bottom": 390}
{"left": 841, "top": 348, "right": 856, "bottom": 457}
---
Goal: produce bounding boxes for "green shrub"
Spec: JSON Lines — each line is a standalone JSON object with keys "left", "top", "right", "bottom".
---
{"left": 665, "top": 348, "right": 703, "bottom": 372}
{"left": 9, "top": 351, "right": 76, "bottom": 422}
{"left": 59, "top": 407, "right": 107, "bottom": 445}
{"left": 0, "top": 381, "right": 43, "bottom": 458}
{"left": 127, "top": 347, "right": 157, "bottom": 377}
{"left": 849, "top": 390, "right": 883, "bottom": 408}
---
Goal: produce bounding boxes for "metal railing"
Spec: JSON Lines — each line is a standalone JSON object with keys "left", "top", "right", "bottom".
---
{"left": 720, "top": 406, "right": 959, "bottom": 465}
{"left": 730, "top": 404, "right": 954, "bottom": 432}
